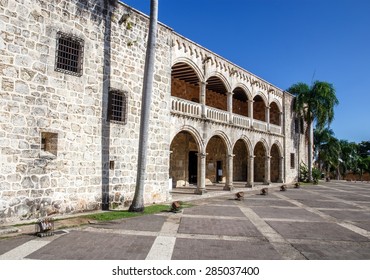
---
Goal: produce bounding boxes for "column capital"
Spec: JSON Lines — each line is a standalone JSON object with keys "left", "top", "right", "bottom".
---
{"left": 228, "top": 154, "right": 235, "bottom": 158}
{"left": 196, "top": 152, "right": 208, "bottom": 158}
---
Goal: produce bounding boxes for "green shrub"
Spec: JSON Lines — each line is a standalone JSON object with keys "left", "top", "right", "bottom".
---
{"left": 312, "top": 167, "right": 321, "bottom": 184}
{"left": 299, "top": 162, "right": 320, "bottom": 184}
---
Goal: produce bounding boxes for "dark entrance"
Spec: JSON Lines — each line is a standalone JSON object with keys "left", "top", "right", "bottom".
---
{"left": 216, "top": 160, "right": 223, "bottom": 182}
{"left": 188, "top": 151, "right": 198, "bottom": 184}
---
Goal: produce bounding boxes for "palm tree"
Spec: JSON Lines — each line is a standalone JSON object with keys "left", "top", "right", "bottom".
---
{"left": 314, "top": 127, "right": 334, "bottom": 170}
{"left": 339, "top": 140, "right": 360, "bottom": 179}
{"left": 129, "top": 0, "right": 158, "bottom": 212}
{"left": 288, "top": 81, "right": 338, "bottom": 182}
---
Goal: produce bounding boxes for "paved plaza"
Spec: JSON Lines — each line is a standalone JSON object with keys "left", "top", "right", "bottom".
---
{"left": 1, "top": 181, "right": 370, "bottom": 260}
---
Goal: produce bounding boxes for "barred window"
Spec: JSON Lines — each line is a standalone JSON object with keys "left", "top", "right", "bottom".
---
{"left": 108, "top": 89, "right": 128, "bottom": 124}
{"left": 290, "top": 153, "right": 295, "bottom": 169}
{"left": 55, "top": 32, "right": 84, "bottom": 76}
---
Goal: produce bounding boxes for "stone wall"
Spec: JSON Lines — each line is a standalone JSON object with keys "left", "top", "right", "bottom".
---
{"left": 0, "top": 0, "right": 309, "bottom": 225}
{"left": 0, "top": 0, "right": 171, "bottom": 224}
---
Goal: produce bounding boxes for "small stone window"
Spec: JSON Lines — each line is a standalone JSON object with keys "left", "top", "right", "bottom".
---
{"left": 108, "top": 89, "right": 128, "bottom": 124}
{"left": 55, "top": 32, "right": 84, "bottom": 76}
{"left": 41, "top": 132, "right": 58, "bottom": 156}
{"left": 294, "top": 117, "right": 305, "bottom": 134}
{"left": 290, "top": 153, "right": 295, "bottom": 169}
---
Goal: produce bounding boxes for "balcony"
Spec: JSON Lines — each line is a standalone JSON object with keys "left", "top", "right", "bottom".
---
{"left": 171, "top": 97, "right": 281, "bottom": 134}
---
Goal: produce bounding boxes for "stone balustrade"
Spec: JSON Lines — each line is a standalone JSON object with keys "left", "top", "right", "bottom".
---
{"left": 233, "top": 114, "right": 251, "bottom": 128}
{"left": 252, "top": 119, "right": 268, "bottom": 132}
{"left": 171, "top": 97, "right": 284, "bottom": 135}
{"left": 270, "top": 124, "right": 282, "bottom": 134}
{"left": 206, "top": 107, "right": 229, "bottom": 123}
{"left": 171, "top": 97, "right": 201, "bottom": 117}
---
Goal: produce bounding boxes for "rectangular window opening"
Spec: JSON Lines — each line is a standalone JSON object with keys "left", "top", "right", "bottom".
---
{"left": 108, "top": 89, "right": 128, "bottom": 124}
{"left": 41, "top": 132, "right": 58, "bottom": 157}
{"left": 55, "top": 32, "right": 84, "bottom": 76}
{"left": 290, "top": 153, "right": 295, "bottom": 169}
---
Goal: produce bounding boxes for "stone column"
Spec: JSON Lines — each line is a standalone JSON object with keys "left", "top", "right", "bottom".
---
{"left": 264, "top": 155, "right": 271, "bottom": 185}
{"left": 247, "top": 155, "right": 254, "bottom": 188}
{"left": 195, "top": 152, "right": 207, "bottom": 194}
{"left": 248, "top": 100, "right": 254, "bottom": 127}
{"left": 278, "top": 156, "right": 284, "bottom": 183}
{"left": 266, "top": 106, "right": 270, "bottom": 131}
{"left": 224, "top": 153, "right": 234, "bottom": 191}
{"left": 227, "top": 92, "right": 233, "bottom": 124}
{"left": 279, "top": 112, "right": 283, "bottom": 128}
{"left": 199, "top": 81, "right": 207, "bottom": 118}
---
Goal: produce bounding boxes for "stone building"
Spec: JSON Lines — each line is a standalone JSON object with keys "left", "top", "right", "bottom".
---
{"left": 0, "top": 0, "right": 308, "bottom": 224}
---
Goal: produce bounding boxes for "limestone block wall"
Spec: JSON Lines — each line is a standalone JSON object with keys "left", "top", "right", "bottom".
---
{"left": 0, "top": 0, "right": 171, "bottom": 224}
{"left": 283, "top": 93, "right": 308, "bottom": 183}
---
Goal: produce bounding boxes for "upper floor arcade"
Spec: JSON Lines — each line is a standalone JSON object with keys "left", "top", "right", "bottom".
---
{"left": 170, "top": 33, "right": 286, "bottom": 136}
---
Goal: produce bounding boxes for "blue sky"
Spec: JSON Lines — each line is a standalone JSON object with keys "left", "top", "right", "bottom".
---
{"left": 120, "top": 0, "right": 370, "bottom": 143}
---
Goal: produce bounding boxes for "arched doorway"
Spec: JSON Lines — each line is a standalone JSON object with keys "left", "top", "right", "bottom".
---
{"left": 270, "top": 143, "right": 281, "bottom": 182}
{"left": 206, "top": 135, "right": 228, "bottom": 184}
{"left": 233, "top": 139, "right": 249, "bottom": 182}
{"left": 170, "top": 131, "right": 200, "bottom": 187}
{"left": 254, "top": 142, "right": 267, "bottom": 182}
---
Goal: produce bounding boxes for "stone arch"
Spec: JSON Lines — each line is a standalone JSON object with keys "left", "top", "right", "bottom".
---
{"left": 206, "top": 130, "right": 232, "bottom": 154}
{"left": 171, "top": 57, "right": 204, "bottom": 81}
{"left": 171, "top": 60, "right": 202, "bottom": 103}
{"left": 232, "top": 137, "right": 252, "bottom": 182}
{"left": 253, "top": 140, "right": 268, "bottom": 182}
{"left": 270, "top": 142, "right": 283, "bottom": 182}
{"left": 205, "top": 73, "right": 229, "bottom": 111}
{"left": 232, "top": 86, "right": 249, "bottom": 117}
{"left": 234, "top": 135, "right": 253, "bottom": 157}
{"left": 171, "top": 125, "right": 203, "bottom": 152}
{"left": 253, "top": 93, "right": 267, "bottom": 122}
{"left": 170, "top": 128, "right": 203, "bottom": 187}
{"left": 270, "top": 100, "right": 282, "bottom": 126}
{"left": 205, "top": 71, "right": 231, "bottom": 92}
{"left": 233, "top": 83, "right": 253, "bottom": 100}
{"left": 205, "top": 131, "right": 231, "bottom": 184}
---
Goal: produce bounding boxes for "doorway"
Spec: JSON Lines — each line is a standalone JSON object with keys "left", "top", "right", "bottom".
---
{"left": 188, "top": 151, "right": 198, "bottom": 184}
{"left": 216, "top": 160, "right": 223, "bottom": 182}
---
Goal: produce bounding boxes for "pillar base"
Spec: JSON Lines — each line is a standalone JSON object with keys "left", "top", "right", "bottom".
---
{"left": 194, "top": 188, "right": 207, "bottom": 195}
{"left": 223, "top": 185, "right": 234, "bottom": 191}
{"left": 246, "top": 183, "right": 254, "bottom": 188}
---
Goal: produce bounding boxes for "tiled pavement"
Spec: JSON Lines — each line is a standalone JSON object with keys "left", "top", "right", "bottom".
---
{"left": 1, "top": 181, "right": 370, "bottom": 260}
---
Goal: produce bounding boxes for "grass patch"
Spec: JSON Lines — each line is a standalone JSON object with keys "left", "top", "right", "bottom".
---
{"left": 84, "top": 204, "right": 172, "bottom": 221}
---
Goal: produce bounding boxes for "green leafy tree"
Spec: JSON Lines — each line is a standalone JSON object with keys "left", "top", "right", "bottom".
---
{"left": 288, "top": 81, "right": 338, "bottom": 182}
{"left": 314, "top": 127, "right": 335, "bottom": 172}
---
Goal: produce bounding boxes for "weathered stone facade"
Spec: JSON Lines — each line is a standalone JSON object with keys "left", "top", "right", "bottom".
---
{"left": 0, "top": 0, "right": 308, "bottom": 224}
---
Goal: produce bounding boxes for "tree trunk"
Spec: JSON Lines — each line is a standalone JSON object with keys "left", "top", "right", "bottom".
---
{"left": 129, "top": 0, "right": 158, "bottom": 212}
{"left": 307, "top": 121, "right": 313, "bottom": 182}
